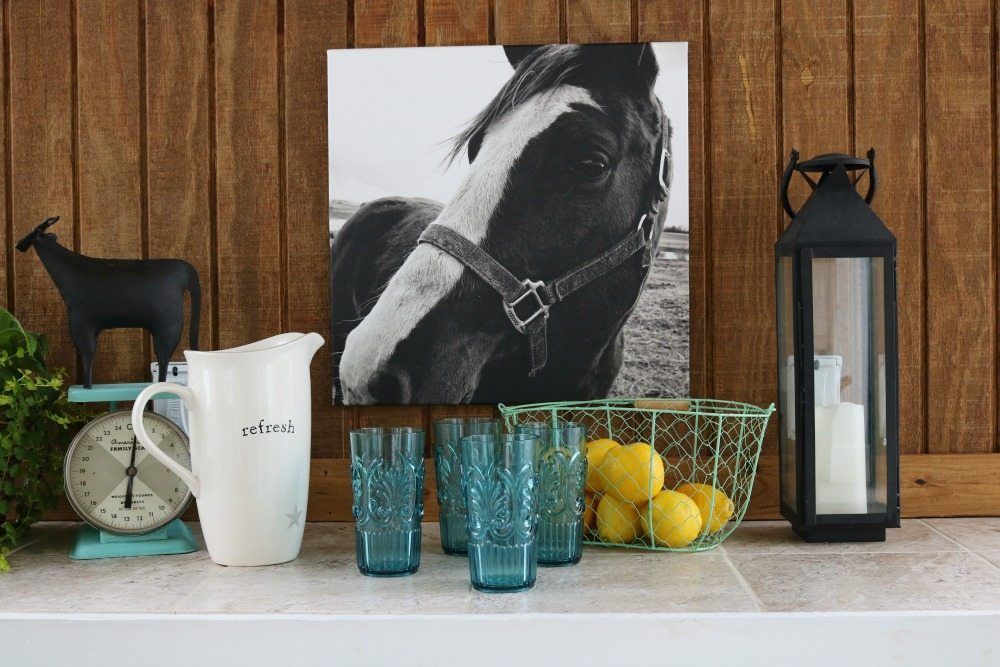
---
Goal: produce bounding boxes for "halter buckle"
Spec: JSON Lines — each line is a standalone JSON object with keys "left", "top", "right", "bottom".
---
{"left": 637, "top": 213, "right": 656, "bottom": 244}
{"left": 504, "top": 279, "right": 550, "bottom": 333}
{"left": 658, "top": 147, "right": 671, "bottom": 196}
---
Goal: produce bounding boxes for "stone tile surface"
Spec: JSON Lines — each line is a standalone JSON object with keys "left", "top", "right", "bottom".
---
{"left": 730, "top": 551, "right": 1000, "bottom": 612}
{"left": 4, "top": 520, "right": 1000, "bottom": 616}
{"left": 724, "top": 520, "right": 959, "bottom": 555}
{"left": 924, "top": 517, "right": 1000, "bottom": 553}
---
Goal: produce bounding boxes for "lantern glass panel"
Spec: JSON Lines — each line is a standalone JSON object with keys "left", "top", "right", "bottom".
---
{"left": 776, "top": 256, "right": 796, "bottom": 512}
{"left": 810, "top": 256, "right": 887, "bottom": 516}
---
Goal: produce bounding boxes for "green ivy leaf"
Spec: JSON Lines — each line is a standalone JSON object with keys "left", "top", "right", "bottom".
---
{"left": 0, "top": 308, "right": 92, "bottom": 571}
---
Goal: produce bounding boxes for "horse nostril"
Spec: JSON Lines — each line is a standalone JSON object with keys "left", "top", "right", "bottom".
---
{"left": 368, "top": 366, "right": 411, "bottom": 404}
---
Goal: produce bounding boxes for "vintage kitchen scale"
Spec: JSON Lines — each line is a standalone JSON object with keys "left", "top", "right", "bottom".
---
{"left": 64, "top": 378, "right": 197, "bottom": 559}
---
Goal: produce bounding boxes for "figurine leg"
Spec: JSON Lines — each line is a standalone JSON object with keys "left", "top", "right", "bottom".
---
{"left": 152, "top": 331, "right": 180, "bottom": 383}
{"left": 69, "top": 319, "right": 97, "bottom": 389}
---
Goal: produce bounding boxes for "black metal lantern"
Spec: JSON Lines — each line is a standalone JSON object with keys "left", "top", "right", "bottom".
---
{"left": 775, "top": 149, "right": 900, "bottom": 542}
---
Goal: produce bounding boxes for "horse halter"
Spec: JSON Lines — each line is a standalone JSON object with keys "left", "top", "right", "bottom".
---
{"left": 418, "top": 114, "right": 672, "bottom": 376}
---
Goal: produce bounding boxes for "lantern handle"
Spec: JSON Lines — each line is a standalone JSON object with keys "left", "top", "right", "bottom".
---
{"left": 781, "top": 149, "right": 800, "bottom": 218}
{"left": 863, "top": 147, "right": 877, "bottom": 205}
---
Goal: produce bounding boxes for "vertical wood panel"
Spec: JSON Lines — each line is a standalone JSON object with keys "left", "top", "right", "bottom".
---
{"left": 352, "top": 0, "right": 426, "bottom": 432}
{"left": 76, "top": 0, "right": 145, "bottom": 383}
{"left": 8, "top": 0, "right": 77, "bottom": 375}
{"left": 145, "top": 0, "right": 213, "bottom": 362}
{"left": 780, "top": 0, "right": 851, "bottom": 206}
{"left": 495, "top": 0, "right": 559, "bottom": 44}
{"left": 284, "top": 0, "right": 348, "bottom": 457}
{"left": 425, "top": 0, "right": 490, "bottom": 45}
{"left": 214, "top": 0, "right": 282, "bottom": 348}
{"left": 0, "top": 4, "right": 7, "bottom": 311}
{"left": 639, "top": 1, "right": 707, "bottom": 397}
{"left": 854, "top": 0, "right": 924, "bottom": 454}
{"left": 354, "top": 0, "right": 419, "bottom": 47}
{"left": 925, "top": 0, "right": 995, "bottom": 453}
{"left": 565, "top": 0, "right": 632, "bottom": 43}
{"left": 708, "top": 2, "right": 778, "bottom": 423}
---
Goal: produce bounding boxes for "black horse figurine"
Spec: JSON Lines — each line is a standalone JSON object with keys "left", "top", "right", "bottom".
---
{"left": 16, "top": 216, "right": 201, "bottom": 388}
{"left": 331, "top": 43, "right": 673, "bottom": 405}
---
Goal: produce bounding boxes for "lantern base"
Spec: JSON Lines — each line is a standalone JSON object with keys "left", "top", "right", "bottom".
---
{"left": 793, "top": 525, "right": 886, "bottom": 543}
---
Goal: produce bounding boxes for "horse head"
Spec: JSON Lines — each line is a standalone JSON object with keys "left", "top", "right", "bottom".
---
{"left": 340, "top": 44, "right": 672, "bottom": 404}
{"left": 15, "top": 216, "right": 61, "bottom": 253}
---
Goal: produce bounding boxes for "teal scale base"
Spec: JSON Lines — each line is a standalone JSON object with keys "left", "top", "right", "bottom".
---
{"left": 69, "top": 519, "right": 197, "bottom": 560}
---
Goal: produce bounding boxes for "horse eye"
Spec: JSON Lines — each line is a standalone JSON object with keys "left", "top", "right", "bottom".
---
{"left": 574, "top": 155, "right": 609, "bottom": 178}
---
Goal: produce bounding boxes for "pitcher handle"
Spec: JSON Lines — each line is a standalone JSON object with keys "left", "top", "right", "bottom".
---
{"left": 131, "top": 383, "right": 201, "bottom": 497}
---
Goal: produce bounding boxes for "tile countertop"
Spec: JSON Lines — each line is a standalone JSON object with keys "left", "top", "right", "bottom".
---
{"left": 4, "top": 519, "right": 1000, "bottom": 666}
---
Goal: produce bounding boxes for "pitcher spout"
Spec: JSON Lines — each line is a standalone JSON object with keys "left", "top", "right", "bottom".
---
{"left": 184, "top": 332, "right": 325, "bottom": 359}
{"left": 301, "top": 332, "right": 325, "bottom": 360}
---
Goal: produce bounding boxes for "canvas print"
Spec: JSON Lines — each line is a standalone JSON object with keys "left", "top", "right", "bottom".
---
{"left": 328, "top": 42, "right": 689, "bottom": 405}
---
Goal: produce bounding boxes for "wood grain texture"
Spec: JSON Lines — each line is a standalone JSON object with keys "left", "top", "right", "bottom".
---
{"left": 424, "top": 0, "right": 490, "bottom": 45}
{"left": 638, "top": 1, "right": 707, "bottom": 396}
{"left": 924, "top": 0, "right": 995, "bottom": 453}
{"left": 8, "top": 2, "right": 1000, "bottom": 521}
{"left": 0, "top": 5, "right": 7, "bottom": 311}
{"left": 75, "top": 0, "right": 146, "bottom": 383}
{"left": 707, "top": 2, "right": 778, "bottom": 441}
{"left": 284, "top": 0, "right": 348, "bottom": 457}
{"left": 565, "top": 0, "right": 632, "bottom": 43}
{"left": 853, "top": 0, "right": 924, "bottom": 454}
{"left": 7, "top": 0, "right": 77, "bottom": 375}
{"left": 145, "top": 0, "right": 213, "bottom": 362}
{"left": 780, "top": 0, "right": 851, "bottom": 209}
{"left": 213, "top": 0, "right": 282, "bottom": 348}
{"left": 494, "top": 0, "right": 559, "bottom": 44}
{"left": 354, "top": 0, "right": 419, "bottom": 47}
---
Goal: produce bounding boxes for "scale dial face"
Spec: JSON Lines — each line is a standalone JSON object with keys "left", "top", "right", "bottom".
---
{"left": 64, "top": 410, "right": 193, "bottom": 535}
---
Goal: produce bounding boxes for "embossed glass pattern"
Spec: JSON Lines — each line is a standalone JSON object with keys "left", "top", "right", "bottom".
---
{"left": 350, "top": 427, "right": 424, "bottom": 576}
{"left": 433, "top": 417, "right": 500, "bottom": 555}
{"left": 516, "top": 422, "right": 587, "bottom": 566}
{"left": 461, "top": 432, "right": 541, "bottom": 592}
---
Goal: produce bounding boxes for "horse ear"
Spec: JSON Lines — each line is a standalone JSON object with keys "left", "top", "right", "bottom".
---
{"left": 577, "top": 43, "right": 658, "bottom": 91}
{"left": 503, "top": 45, "right": 541, "bottom": 70}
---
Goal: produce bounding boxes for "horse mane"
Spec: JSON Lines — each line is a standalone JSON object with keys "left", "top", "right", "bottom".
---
{"left": 447, "top": 44, "right": 582, "bottom": 165}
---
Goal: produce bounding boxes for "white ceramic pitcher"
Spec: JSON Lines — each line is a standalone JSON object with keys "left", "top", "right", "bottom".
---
{"left": 132, "top": 332, "right": 325, "bottom": 566}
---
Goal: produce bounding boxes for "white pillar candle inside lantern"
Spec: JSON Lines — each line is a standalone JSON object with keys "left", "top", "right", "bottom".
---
{"left": 814, "top": 402, "right": 867, "bottom": 514}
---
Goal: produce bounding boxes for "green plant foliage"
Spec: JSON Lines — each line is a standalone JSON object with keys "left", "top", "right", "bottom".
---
{"left": 0, "top": 308, "right": 90, "bottom": 570}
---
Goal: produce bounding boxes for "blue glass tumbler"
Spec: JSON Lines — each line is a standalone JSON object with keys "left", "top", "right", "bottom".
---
{"left": 350, "top": 427, "right": 425, "bottom": 577}
{"left": 516, "top": 422, "right": 587, "bottom": 566}
{"left": 434, "top": 417, "right": 501, "bottom": 555}
{"left": 461, "top": 432, "right": 541, "bottom": 593}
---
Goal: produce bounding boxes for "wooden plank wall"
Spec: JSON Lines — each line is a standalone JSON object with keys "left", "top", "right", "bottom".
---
{"left": 3, "top": 0, "right": 999, "bottom": 521}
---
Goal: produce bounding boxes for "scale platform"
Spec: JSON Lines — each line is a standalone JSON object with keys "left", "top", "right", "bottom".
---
{"left": 69, "top": 519, "right": 197, "bottom": 560}
{"left": 68, "top": 382, "right": 181, "bottom": 409}
{"left": 67, "top": 381, "right": 197, "bottom": 560}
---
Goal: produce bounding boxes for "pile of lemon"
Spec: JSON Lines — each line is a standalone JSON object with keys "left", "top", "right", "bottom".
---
{"left": 583, "top": 438, "right": 734, "bottom": 548}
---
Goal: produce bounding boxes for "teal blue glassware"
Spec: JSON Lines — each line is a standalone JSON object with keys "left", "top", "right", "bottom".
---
{"left": 433, "top": 417, "right": 501, "bottom": 555}
{"left": 350, "top": 427, "right": 425, "bottom": 577}
{"left": 461, "top": 432, "right": 541, "bottom": 593}
{"left": 516, "top": 422, "right": 587, "bottom": 566}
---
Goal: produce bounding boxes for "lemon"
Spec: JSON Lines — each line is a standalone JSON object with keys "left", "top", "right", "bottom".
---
{"left": 596, "top": 494, "right": 642, "bottom": 544}
{"left": 644, "top": 489, "right": 703, "bottom": 548}
{"left": 676, "top": 483, "right": 735, "bottom": 533}
{"left": 597, "top": 442, "right": 665, "bottom": 504}
{"left": 585, "top": 438, "right": 621, "bottom": 493}
{"left": 583, "top": 493, "right": 598, "bottom": 534}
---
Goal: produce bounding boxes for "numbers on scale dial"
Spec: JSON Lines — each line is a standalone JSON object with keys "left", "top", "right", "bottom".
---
{"left": 67, "top": 412, "right": 190, "bottom": 533}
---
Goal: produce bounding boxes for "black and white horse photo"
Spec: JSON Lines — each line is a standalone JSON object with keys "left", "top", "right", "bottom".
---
{"left": 328, "top": 43, "right": 688, "bottom": 405}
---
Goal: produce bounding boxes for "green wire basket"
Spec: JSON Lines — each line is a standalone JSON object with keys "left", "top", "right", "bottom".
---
{"left": 498, "top": 398, "right": 774, "bottom": 552}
